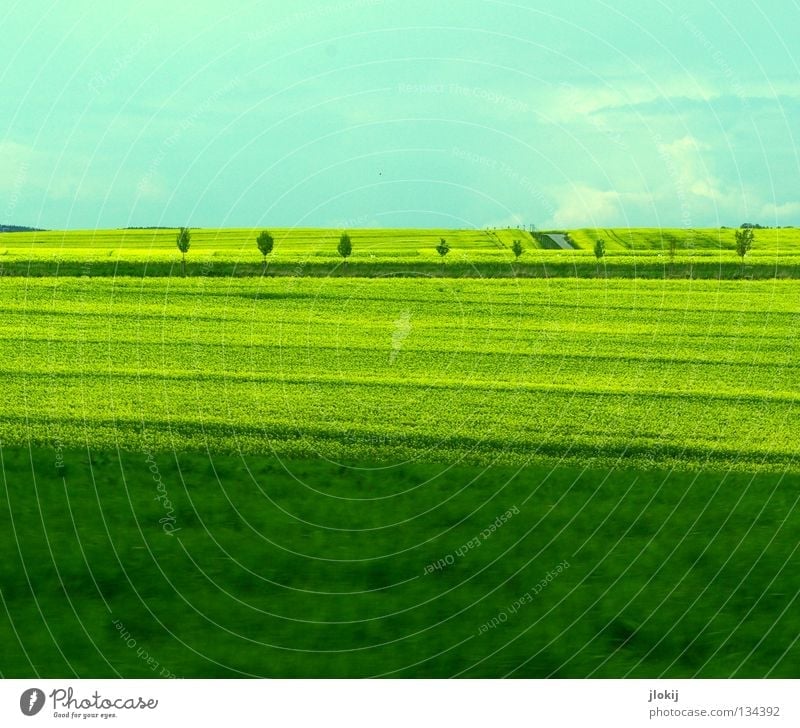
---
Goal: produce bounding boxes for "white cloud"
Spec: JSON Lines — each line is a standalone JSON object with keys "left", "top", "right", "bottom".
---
{"left": 547, "top": 185, "right": 652, "bottom": 228}
{"left": 0, "top": 137, "right": 164, "bottom": 219}
{"left": 656, "top": 135, "right": 726, "bottom": 203}
{"left": 541, "top": 77, "right": 800, "bottom": 124}
{"left": 0, "top": 141, "right": 37, "bottom": 193}
{"left": 759, "top": 201, "right": 800, "bottom": 221}
{"left": 542, "top": 78, "right": 715, "bottom": 123}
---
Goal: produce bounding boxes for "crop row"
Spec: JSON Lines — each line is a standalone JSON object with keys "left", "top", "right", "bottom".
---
{"left": 0, "top": 277, "right": 797, "bottom": 471}
{"left": 1, "top": 226, "right": 800, "bottom": 279}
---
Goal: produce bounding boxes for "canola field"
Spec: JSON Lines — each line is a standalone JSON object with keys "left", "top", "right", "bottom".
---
{"left": 0, "top": 275, "right": 797, "bottom": 472}
{"left": 2, "top": 226, "right": 800, "bottom": 278}
{"left": 1, "top": 228, "right": 799, "bottom": 679}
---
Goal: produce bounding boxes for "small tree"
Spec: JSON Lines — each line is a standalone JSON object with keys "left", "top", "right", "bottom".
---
{"left": 735, "top": 227, "right": 754, "bottom": 274}
{"left": 511, "top": 239, "right": 524, "bottom": 259}
{"left": 594, "top": 238, "right": 606, "bottom": 275}
{"left": 337, "top": 232, "right": 352, "bottom": 262}
{"left": 667, "top": 235, "right": 677, "bottom": 264}
{"left": 663, "top": 234, "right": 678, "bottom": 276}
{"left": 435, "top": 237, "right": 450, "bottom": 260}
{"left": 176, "top": 227, "right": 191, "bottom": 277}
{"left": 256, "top": 230, "right": 274, "bottom": 274}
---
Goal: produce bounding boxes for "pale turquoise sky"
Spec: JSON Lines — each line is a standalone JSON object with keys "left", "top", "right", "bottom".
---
{"left": 1, "top": 0, "right": 798, "bottom": 229}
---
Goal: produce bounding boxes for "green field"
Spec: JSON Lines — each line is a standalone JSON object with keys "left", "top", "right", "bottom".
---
{"left": 1, "top": 228, "right": 799, "bottom": 678}
{"left": 2, "top": 448, "right": 797, "bottom": 678}
{"left": 2, "top": 226, "right": 800, "bottom": 278}
{"left": 0, "top": 276, "right": 798, "bottom": 471}
{"left": 566, "top": 226, "right": 800, "bottom": 253}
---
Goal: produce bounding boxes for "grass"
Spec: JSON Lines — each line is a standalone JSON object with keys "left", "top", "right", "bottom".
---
{"left": 567, "top": 227, "right": 800, "bottom": 252}
{"left": 0, "top": 277, "right": 798, "bottom": 472}
{"left": 1, "top": 226, "right": 800, "bottom": 278}
{"left": 1, "top": 447, "right": 797, "bottom": 678}
{"left": 1, "top": 229, "right": 798, "bottom": 678}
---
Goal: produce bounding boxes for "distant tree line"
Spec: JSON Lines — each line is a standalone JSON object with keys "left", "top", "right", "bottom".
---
{"left": 738, "top": 223, "right": 793, "bottom": 229}
{"left": 0, "top": 225, "right": 46, "bottom": 232}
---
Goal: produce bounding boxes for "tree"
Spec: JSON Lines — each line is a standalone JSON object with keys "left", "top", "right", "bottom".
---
{"left": 337, "top": 232, "right": 352, "bottom": 262}
{"left": 594, "top": 238, "right": 606, "bottom": 275}
{"left": 176, "top": 227, "right": 191, "bottom": 277}
{"left": 511, "top": 239, "right": 524, "bottom": 259}
{"left": 667, "top": 235, "right": 677, "bottom": 264}
{"left": 435, "top": 237, "right": 450, "bottom": 260}
{"left": 735, "top": 227, "right": 754, "bottom": 274}
{"left": 665, "top": 234, "right": 678, "bottom": 275}
{"left": 594, "top": 238, "right": 606, "bottom": 259}
{"left": 256, "top": 230, "right": 274, "bottom": 275}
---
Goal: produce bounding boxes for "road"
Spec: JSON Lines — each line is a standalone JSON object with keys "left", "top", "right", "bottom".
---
{"left": 546, "top": 234, "right": 574, "bottom": 249}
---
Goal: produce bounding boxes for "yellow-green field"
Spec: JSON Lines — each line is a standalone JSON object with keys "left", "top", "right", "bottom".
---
{"left": 2, "top": 273, "right": 799, "bottom": 678}
{"left": 567, "top": 227, "right": 800, "bottom": 253}
{"left": 0, "top": 227, "right": 524, "bottom": 263}
{"left": 2, "top": 227, "right": 798, "bottom": 279}
{"left": 2, "top": 225, "right": 799, "bottom": 679}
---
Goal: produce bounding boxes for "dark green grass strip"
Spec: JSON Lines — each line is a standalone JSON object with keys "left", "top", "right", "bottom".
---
{"left": 0, "top": 258, "right": 797, "bottom": 279}
{"left": 0, "top": 446, "right": 797, "bottom": 678}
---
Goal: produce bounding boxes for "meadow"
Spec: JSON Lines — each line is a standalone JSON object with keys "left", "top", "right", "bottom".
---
{"left": 1, "top": 448, "right": 796, "bottom": 678}
{"left": 2, "top": 226, "right": 800, "bottom": 278}
{"left": 0, "top": 228, "right": 799, "bottom": 678}
{"left": 0, "top": 276, "right": 797, "bottom": 472}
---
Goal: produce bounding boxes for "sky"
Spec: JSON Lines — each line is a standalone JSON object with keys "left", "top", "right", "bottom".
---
{"left": 1, "top": 0, "right": 799, "bottom": 230}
